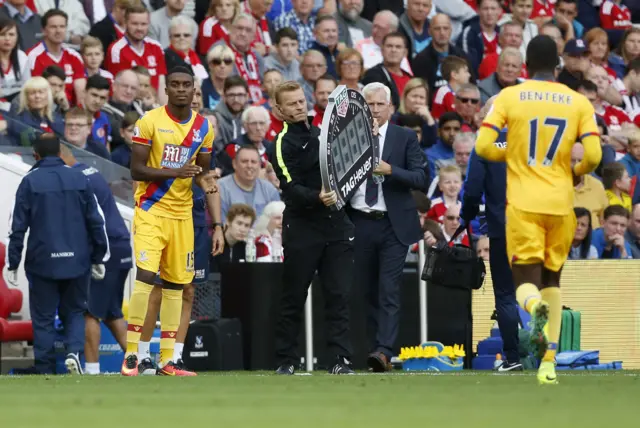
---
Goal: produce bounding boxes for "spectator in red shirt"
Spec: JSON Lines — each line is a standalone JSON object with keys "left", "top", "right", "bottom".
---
{"left": 198, "top": 0, "right": 239, "bottom": 56}
{"left": 310, "top": 73, "right": 337, "bottom": 128}
{"left": 431, "top": 56, "right": 471, "bottom": 120}
{"left": 578, "top": 78, "right": 631, "bottom": 154}
{"left": 427, "top": 164, "right": 463, "bottom": 223}
{"left": 599, "top": 0, "right": 632, "bottom": 31}
{"left": 530, "top": 0, "right": 555, "bottom": 26}
{"left": 105, "top": 5, "right": 167, "bottom": 103}
{"left": 27, "top": 9, "right": 86, "bottom": 106}
{"left": 361, "top": 31, "right": 412, "bottom": 110}
{"left": 478, "top": 21, "right": 526, "bottom": 79}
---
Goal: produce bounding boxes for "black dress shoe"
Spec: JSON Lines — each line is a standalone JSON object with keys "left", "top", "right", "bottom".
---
{"left": 367, "top": 352, "right": 392, "bottom": 373}
{"left": 328, "top": 356, "right": 355, "bottom": 375}
{"left": 275, "top": 364, "right": 295, "bottom": 375}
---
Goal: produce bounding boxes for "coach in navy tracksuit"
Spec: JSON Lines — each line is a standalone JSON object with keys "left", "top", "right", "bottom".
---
{"left": 60, "top": 147, "right": 132, "bottom": 375}
{"left": 5, "top": 136, "right": 109, "bottom": 375}
{"left": 461, "top": 129, "right": 522, "bottom": 371}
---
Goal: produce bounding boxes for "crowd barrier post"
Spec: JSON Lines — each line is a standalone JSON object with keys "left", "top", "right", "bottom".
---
{"left": 304, "top": 282, "right": 314, "bottom": 372}
{"left": 418, "top": 240, "right": 427, "bottom": 344}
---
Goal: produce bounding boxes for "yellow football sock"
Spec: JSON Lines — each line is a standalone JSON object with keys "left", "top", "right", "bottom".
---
{"left": 126, "top": 281, "right": 154, "bottom": 355}
{"left": 541, "top": 287, "right": 562, "bottom": 362}
{"left": 160, "top": 288, "right": 183, "bottom": 366}
{"left": 516, "top": 282, "right": 541, "bottom": 314}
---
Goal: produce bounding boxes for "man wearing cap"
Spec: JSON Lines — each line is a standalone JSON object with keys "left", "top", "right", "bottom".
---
{"left": 557, "top": 38, "right": 590, "bottom": 91}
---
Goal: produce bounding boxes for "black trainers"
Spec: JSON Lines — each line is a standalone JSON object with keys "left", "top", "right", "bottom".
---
{"left": 328, "top": 357, "right": 355, "bottom": 375}
{"left": 275, "top": 364, "right": 295, "bottom": 375}
{"left": 495, "top": 360, "right": 524, "bottom": 372}
{"left": 138, "top": 357, "right": 157, "bottom": 376}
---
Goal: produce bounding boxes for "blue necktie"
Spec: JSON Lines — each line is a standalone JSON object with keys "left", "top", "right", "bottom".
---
{"left": 365, "top": 176, "right": 378, "bottom": 207}
{"left": 365, "top": 135, "right": 381, "bottom": 207}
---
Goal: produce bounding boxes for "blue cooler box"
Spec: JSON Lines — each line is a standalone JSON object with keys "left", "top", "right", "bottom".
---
{"left": 54, "top": 323, "right": 161, "bottom": 374}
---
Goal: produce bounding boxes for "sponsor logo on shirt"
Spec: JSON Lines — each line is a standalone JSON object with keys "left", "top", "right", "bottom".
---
{"left": 158, "top": 128, "right": 174, "bottom": 133}
{"left": 51, "top": 252, "right": 74, "bottom": 258}
{"left": 161, "top": 144, "right": 191, "bottom": 168}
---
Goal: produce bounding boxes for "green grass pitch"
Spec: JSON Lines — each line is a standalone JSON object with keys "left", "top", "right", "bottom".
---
{"left": 1, "top": 371, "right": 638, "bottom": 427}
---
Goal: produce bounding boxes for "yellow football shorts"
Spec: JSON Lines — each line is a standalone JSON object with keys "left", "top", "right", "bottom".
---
{"left": 506, "top": 205, "right": 576, "bottom": 272}
{"left": 133, "top": 207, "right": 195, "bottom": 284}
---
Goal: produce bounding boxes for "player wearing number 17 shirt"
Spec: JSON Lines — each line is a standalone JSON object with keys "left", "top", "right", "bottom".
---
{"left": 475, "top": 36, "right": 602, "bottom": 386}
{"left": 121, "top": 66, "right": 224, "bottom": 376}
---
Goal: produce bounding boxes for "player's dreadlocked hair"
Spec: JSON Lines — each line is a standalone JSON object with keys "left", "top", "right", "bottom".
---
{"left": 526, "top": 35, "right": 560, "bottom": 77}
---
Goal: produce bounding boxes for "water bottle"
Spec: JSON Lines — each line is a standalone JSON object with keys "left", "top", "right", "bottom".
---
{"left": 271, "top": 229, "right": 282, "bottom": 262}
{"left": 245, "top": 228, "right": 256, "bottom": 262}
{"left": 493, "top": 353, "right": 503, "bottom": 370}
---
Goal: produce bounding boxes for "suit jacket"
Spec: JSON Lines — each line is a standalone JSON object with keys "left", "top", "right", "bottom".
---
{"left": 374, "top": 124, "right": 428, "bottom": 246}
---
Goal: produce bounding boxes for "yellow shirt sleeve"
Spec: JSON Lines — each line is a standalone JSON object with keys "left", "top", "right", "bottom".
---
{"left": 475, "top": 92, "right": 508, "bottom": 162}
{"left": 573, "top": 98, "right": 602, "bottom": 177}
{"left": 201, "top": 118, "right": 214, "bottom": 154}
{"left": 132, "top": 113, "right": 154, "bottom": 146}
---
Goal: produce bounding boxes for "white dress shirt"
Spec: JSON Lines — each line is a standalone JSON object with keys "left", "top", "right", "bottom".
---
{"left": 350, "top": 121, "right": 389, "bottom": 213}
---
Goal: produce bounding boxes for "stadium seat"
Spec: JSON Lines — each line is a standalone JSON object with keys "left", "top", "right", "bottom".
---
{"left": 0, "top": 242, "right": 23, "bottom": 319}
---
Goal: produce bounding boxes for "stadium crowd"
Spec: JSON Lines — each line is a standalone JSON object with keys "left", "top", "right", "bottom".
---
{"left": 0, "top": 0, "right": 640, "bottom": 373}
{"left": 0, "top": 0, "right": 639, "bottom": 261}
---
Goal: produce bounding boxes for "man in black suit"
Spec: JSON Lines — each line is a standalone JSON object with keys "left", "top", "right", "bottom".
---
{"left": 350, "top": 82, "right": 428, "bottom": 372}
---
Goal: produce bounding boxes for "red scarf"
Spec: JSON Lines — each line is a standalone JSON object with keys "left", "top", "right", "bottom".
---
{"left": 311, "top": 104, "right": 325, "bottom": 128}
{"left": 231, "top": 44, "right": 262, "bottom": 103}
{"left": 242, "top": 1, "right": 272, "bottom": 52}
{"left": 169, "top": 45, "right": 202, "bottom": 66}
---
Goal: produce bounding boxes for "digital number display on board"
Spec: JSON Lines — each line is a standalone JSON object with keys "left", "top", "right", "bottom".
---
{"left": 319, "top": 86, "right": 378, "bottom": 211}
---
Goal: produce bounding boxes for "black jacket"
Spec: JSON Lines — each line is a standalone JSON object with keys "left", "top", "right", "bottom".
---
{"left": 89, "top": 15, "right": 119, "bottom": 55}
{"left": 361, "top": 63, "right": 402, "bottom": 110}
{"left": 8, "top": 157, "right": 109, "bottom": 279}
{"left": 270, "top": 119, "right": 330, "bottom": 218}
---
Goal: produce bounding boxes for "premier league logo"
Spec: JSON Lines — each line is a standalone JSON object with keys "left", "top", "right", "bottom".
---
{"left": 319, "top": 86, "right": 378, "bottom": 210}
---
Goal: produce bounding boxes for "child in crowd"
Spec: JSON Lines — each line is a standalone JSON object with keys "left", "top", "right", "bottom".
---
{"left": 431, "top": 56, "right": 471, "bottom": 120}
{"left": 81, "top": 36, "right": 114, "bottom": 82}
{"left": 427, "top": 165, "right": 463, "bottom": 223}
{"left": 602, "top": 161, "right": 632, "bottom": 212}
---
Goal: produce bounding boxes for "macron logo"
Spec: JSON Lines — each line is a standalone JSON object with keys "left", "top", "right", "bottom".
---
{"left": 51, "top": 252, "right": 74, "bottom": 258}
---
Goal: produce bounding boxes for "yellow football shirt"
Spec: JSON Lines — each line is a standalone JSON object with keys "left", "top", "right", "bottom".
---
{"left": 132, "top": 106, "right": 214, "bottom": 219}
{"left": 476, "top": 79, "right": 602, "bottom": 216}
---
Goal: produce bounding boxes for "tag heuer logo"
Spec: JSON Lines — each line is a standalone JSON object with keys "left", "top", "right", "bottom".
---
{"left": 335, "top": 87, "right": 349, "bottom": 118}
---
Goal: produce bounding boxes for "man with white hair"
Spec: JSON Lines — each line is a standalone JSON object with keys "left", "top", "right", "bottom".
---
{"left": 478, "top": 48, "right": 524, "bottom": 103}
{"left": 351, "top": 82, "right": 428, "bottom": 372}
{"left": 334, "top": 0, "right": 372, "bottom": 47}
{"left": 214, "top": 13, "right": 265, "bottom": 104}
{"left": 355, "top": 10, "right": 412, "bottom": 73}
{"left": 149, "top": 0, "right": 198, "bottom": 49}
{"left": 217, "top": 105, "right": 274, "bottom": 176}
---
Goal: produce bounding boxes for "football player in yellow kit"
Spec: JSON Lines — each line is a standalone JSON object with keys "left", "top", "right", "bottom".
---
{"left": 475, "top": 36, "right": 602, "bottom": 384}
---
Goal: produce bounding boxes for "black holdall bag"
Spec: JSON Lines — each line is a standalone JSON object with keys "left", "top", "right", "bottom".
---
{"left": 421, "top": 225, "right": 486, "bottom": 290}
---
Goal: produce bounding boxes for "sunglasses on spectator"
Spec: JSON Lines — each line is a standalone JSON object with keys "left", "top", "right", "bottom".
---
{"left": 171, "top": 33, "right": 192, "bottom": 38}
{"left": 211, "top": 58, "right": 234, "bottom": 66}
{"left": 457, "top": 96, "right": 479, "bottom": 105}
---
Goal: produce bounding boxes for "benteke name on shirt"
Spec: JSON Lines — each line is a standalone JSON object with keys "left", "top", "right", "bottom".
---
{"left": 520, "top": 91, "right": 573, "bottom": 105}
